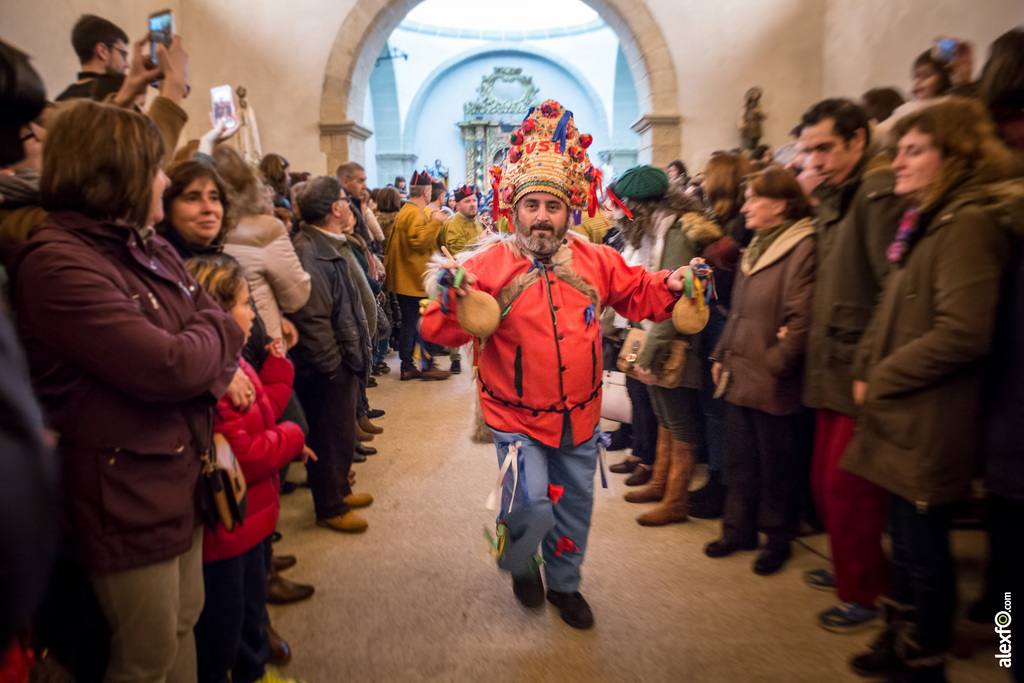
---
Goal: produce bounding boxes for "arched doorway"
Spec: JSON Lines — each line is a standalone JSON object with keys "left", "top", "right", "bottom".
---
{"left": 318, "top": 0, "right": 681, "bottom": 173}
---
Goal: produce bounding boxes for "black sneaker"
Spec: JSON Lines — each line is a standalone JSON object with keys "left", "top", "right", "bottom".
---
{"left": 367, "top": 408, "right": 386, "bottom": 419}
{"left": 450, "top": 359, "right": 461, "bottom": 374}
{"left": 512, "top": 573, "right": 545, "bottom": 608}
{"left": 546, "top": 589, "right": 594, "bottom": 629}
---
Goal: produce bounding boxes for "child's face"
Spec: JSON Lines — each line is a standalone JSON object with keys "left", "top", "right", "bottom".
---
{"left": 231, "top": 281, "right": 255, "bottom": 343}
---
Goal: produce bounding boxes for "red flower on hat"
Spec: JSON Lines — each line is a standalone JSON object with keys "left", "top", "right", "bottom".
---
{"left": 501, "top": 186, "right": 514, "bottom": 203}
{"left": 568, "top": 146, "right": 585, "bottom": 162}
{"left": 583, "top": 165, "right": 597, "bottom": 181}
{"left": 521, "top": 119, "right": 536, "bottom": 133}
{"left": 489, "top": 165, "right": 502, "bottom": 182}
{"left": 507, "top": 147, "right": 522, "bottom": 163}
{"left": 509, "top": 130, "right": 525, "bottom": 146}
{"left": 579, "top": 134, "right": 593, "bottom": 149}
{"left": 570, "top": 189, "right": 585, "bottom": 204}
{"left": 540, "top": 102, "right": 560, "bottom": 118}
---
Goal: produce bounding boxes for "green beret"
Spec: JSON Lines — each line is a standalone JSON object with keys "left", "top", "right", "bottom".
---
{"left": 614, "top": 165, "right": 670, "bottom": 200}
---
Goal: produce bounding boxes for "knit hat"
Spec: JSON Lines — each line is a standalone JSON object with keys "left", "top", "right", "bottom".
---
{"left": 491, "top": 99, "right": 602, "bottom": 223}
{"left": 614, "top": 165, "right": 669, "bottom": 200}
{"left": 453, "top": 184, "right": 475, "bottom": 202}
{"left": 410, "top": 170, "right": 432, "bottom": 186}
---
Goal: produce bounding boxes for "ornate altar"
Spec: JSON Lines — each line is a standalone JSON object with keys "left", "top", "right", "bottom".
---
{"left": 458, "top": 67, "right": 541, "bottom": 188}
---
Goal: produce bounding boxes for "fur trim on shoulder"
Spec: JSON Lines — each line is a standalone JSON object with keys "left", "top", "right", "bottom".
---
{"left": 678, "top": 211, "right": 724, "bottom": 250}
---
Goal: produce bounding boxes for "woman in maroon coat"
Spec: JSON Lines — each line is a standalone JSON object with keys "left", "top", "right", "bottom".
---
{"left": 10, "top": 101, "right": 245, "bottom": 682}
{"left": 185, "top": 254, "right": 307, "bottom": 683}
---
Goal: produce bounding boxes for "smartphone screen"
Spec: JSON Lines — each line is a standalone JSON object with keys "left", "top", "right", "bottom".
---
{"left": 149, "top": 10, "right": 174, "bottom": 64}
{"left": 936, "top": 38, "right": 956, "bottom": 63}
{"left": 211, "top": 85, "right": 237, "bottom": 128}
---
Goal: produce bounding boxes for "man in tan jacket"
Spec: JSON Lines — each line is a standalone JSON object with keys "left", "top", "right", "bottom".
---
{"left": 383, "top": 171, "right": 450, "bottom": 381}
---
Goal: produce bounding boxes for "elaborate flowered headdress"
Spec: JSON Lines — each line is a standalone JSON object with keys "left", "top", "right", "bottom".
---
{"left": 491, "top": 99, "right": 604, "bottom": 225}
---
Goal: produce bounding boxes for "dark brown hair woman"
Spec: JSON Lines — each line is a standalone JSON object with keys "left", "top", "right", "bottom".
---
{"left": 11, "top": 99, "right": 245, "bottom": 682}
{"left": 707, "top": 165, "right": 816, "bottom": 576}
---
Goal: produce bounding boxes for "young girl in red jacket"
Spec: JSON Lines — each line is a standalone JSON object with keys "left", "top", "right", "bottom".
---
{"left": 185, "top": 254, "right": 311, "bottom": 683}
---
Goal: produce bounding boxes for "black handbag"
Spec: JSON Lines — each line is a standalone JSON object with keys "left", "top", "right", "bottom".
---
{"left": 182, "top": 408, "right": 247, "bottom": 531}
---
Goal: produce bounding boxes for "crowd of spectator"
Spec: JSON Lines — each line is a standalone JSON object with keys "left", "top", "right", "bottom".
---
{"left": 0, "top": 12, "right": 1022, "bottom": 683}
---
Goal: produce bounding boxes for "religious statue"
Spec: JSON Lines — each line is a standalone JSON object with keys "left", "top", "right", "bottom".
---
{"left": 739, "top": 87, "right": 765, "bottom": 151}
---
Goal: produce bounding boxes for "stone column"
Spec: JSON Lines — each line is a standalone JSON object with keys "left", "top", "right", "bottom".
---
{"left": 375, "top": 152, "right": 418, "bottom": 188}
{"left": 319, "top": 121, "right": 374, "bottom": 174}
{"left": 630, "top": 114, "right": 682, "bottom": 168}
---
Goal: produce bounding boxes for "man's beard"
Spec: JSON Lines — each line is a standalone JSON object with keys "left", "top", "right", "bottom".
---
{"left": 513, "top": 213, "right": 569, "bottom": 258}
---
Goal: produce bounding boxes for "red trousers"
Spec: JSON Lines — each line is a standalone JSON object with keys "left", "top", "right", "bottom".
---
{"left": 811, "top": 409, "right": 889, "bottom": 607}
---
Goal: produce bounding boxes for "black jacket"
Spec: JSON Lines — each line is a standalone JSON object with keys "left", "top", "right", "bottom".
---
{"left": 984, "top": 191, "right": 1024, "bottom": 502}
{"left": 287, "top": 222, "right": 370, "bottom": 377}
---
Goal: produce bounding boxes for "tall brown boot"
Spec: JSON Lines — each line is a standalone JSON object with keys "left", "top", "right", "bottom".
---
{"left": 625, "top": 427, "right": 672, "bottom": 503}
{"left": 637, "top": 439, "right": 696, "bottom": 526}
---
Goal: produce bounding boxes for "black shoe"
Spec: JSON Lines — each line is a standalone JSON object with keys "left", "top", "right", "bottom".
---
{"left": 753, "top": 542, "right": 791, "bottom": 575}
{"left": 512, "top": 573, "right": 545, "bottom": 608}
{"left": 705, "top": 537, "right": 758, "bottom": 558}
{"left": 367, "top": 408, "right": 386, "bottom": 419}
{"left": 356, "top": 444, "right": 377, "bottom": 456}
{"left": 353, "top": 450, "right": 367, "bottom": 463}
{"left": 367, "top": 376, "right": 378, "bottom": 388}
{"left": 280, "top": 481, "right": 298, "bottom": 496}
{"left": 450, "top": 359, "right": 461, "bottom": 374}
{"left": 624, "top": 464, "right": 652, "bottom": 486}
{"left": 851, "top": 638, "right": 902, "bottom": 678}
{"left": 546, "top": 590, "right": 594, "bottom": 630}
{"left": 609, "top": 455, "right": 640, "bottom": 474}
{"left": 688, "top": 471, "right": 725, "bottom": 519}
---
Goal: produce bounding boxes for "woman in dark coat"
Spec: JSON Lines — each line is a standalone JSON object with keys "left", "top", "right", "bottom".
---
{"left": 10, "top": 100, "right": 245, "bottom": 682}
{"left": 706, "top": 166, "right": 816, "bottom": 576}
{"left": 844, "top": 98, "right": 1019, "bottom": 682}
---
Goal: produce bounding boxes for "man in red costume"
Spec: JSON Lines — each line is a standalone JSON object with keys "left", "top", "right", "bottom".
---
{"left": 421, "top": 100, "right": 691, "bottom": 629}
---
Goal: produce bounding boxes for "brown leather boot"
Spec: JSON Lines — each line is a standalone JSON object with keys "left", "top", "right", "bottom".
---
{"left": 359, "top": 415, "right": 383, "bottom": 434}
{"left": 624, "top": 427, "right": 672, "bottom": 503}
{"left": 267, "top": 622, "right": 292, "bottom": 666}
{"left": 637, "top": 439, "right": 696, "bottom": 526}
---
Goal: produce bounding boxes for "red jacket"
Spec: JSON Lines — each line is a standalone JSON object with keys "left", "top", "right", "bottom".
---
{"left": 203, "top": 356, "right": 304, "bottom": 561}
{"left": 421, "top": 235, "right": 678, "bottom": 447}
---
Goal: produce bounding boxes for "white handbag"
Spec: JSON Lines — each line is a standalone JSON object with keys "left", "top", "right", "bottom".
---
{"left": 600, "top": 370, "right": 632, "bottom": 424}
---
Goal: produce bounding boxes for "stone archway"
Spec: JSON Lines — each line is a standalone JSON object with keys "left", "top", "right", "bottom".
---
{"left": 318, "top": 0, "right": 681, "bottom": 173}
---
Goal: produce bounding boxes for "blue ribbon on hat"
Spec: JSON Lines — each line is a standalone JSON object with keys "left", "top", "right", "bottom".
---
{"left": 552, "top": 110, "right": 573, "bottom": 153}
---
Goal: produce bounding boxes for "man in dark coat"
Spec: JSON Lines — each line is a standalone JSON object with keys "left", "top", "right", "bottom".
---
{"left": 288, "top": 175, "right": 373, "bottom": 534}
{"left": 798, "top": 99, "right": 904, "bottom": 632}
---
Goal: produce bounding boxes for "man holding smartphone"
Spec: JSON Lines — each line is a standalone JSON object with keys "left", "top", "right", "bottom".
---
{"left": 55, "top": 15, "right": 129, "bottom": 101}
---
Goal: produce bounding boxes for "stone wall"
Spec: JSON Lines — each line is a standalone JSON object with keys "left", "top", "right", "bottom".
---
{"left": 3, "top": 0, "right": 1022, "bottom": 177}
